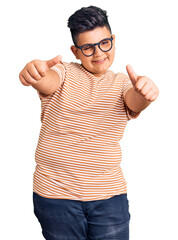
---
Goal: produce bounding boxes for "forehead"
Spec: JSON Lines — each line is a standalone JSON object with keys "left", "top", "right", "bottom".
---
{"left": 77, "top": 26, "right": 111, "bottom": 45}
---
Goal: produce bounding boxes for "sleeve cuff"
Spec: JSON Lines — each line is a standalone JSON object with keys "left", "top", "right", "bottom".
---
{"left": 125, "top": 104, "right": 141, "bottom": 120}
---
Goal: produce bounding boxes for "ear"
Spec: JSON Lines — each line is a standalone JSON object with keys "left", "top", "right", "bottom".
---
{"left": 112, "top": 34, "right": 115, "bottom": 43}
{"left": 71, "top": 45, "right": 80, "bottom": 60}
{"left": 112, "top": 34, "right": 116, "bottom": 49}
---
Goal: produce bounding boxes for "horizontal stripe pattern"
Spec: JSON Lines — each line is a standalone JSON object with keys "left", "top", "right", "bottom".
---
{"left": 34, "top": 62, "right": 140, "bottom": 201}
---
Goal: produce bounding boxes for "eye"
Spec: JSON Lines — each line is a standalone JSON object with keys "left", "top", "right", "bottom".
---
{"left": 82, "top": 44, "right": 93, "bottom": 51}
{"left": 101, "top": 39, "right": 110, "bottom": 45}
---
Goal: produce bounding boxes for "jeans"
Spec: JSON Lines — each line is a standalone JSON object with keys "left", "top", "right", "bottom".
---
{"left": 33, "top": 192, "right": 130, "bottom": 240}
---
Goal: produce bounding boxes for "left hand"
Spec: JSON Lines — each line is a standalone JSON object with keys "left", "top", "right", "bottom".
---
{"left": 126, "top": 64, "right": 159, "bottom": 102}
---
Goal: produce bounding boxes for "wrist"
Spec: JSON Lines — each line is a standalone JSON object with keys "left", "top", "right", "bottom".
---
{"left": 125, "top": 88, "right": 151, "bottom": 112}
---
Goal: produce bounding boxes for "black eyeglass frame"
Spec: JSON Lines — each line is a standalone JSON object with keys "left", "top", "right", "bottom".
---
{"left": 75, "top": 36, "right": 113, "bottom": 57}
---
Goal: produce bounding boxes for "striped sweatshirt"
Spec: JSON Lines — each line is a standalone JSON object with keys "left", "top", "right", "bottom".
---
{"left": 33, "top": 62, "right": 140, "bottom": 201}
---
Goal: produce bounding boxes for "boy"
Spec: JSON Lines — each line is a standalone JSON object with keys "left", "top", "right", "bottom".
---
{"left": 19, "top": 6, "right": 159, "bottom": 240}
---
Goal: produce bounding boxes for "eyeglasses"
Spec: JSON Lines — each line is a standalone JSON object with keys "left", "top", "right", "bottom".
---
{"left": 75, "top": 36, "right": 113, "bottom": 57}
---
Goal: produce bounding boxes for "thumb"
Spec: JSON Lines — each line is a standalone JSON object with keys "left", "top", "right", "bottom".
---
{"left": 46, "top": 55, "right": 62, "bottom": 70}
{"left": 126, "top": 64, "right": 138, "bottom": 85}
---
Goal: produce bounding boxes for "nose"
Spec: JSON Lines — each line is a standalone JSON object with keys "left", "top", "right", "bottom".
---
{"left": 93, "top": 45, "right": 103, "bottom": 57}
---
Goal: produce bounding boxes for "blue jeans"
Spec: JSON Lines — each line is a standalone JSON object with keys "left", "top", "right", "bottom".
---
{"left": 33, "top": 192, "right": 130, "bottom": 240}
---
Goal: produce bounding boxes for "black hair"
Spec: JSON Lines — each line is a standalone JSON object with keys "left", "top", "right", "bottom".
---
{"left": 67, "top": 6, "right": 112, "bottom": 45}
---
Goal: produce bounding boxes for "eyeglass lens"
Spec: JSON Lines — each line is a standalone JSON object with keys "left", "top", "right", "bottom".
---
{"left": 82, "top": 39, "right": 112, "bottom": 56}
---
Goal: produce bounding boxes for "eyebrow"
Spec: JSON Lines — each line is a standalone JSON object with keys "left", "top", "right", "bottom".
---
{"left": 78, "top": 36, "right": 112, "bottom": 47}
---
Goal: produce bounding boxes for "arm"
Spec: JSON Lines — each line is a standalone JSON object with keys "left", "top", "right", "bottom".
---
{"left": 19, "top": 55, "right": 62, "bottom": 95}
{"left": 124, "top": 64, "right": 159, "bottom": 112}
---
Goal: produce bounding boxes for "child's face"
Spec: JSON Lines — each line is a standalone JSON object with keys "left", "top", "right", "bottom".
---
{"left": 71, "top": 26, "right": 115, "bottom": 76}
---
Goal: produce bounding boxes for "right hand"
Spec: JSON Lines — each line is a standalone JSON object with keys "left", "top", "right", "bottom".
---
{"left": 19, "top": 55, "right": 62, "bottom": 86}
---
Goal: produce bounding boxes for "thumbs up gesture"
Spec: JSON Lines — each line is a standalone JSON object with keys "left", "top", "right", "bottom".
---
{"left": 126, "top": 64, "right": 159, "bottom": 102}
{"left": 19, "top": 55, "right": 62, "bottom": 86}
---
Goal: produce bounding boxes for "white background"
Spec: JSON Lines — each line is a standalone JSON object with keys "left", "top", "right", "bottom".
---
{"left": 1, "top": 0, "right": 178, "bottom": 239}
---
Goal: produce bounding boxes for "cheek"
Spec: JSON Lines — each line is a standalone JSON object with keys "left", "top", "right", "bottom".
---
{"left": 108, "top": 50, "right": 115, "bottom": 63}
{"left": 81, "top": 57, "right": 93, "bottom": 66}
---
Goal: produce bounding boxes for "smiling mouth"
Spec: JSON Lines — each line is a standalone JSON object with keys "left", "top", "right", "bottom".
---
{"left": 93, "top": 57, "right": 107, "bottom": 64}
